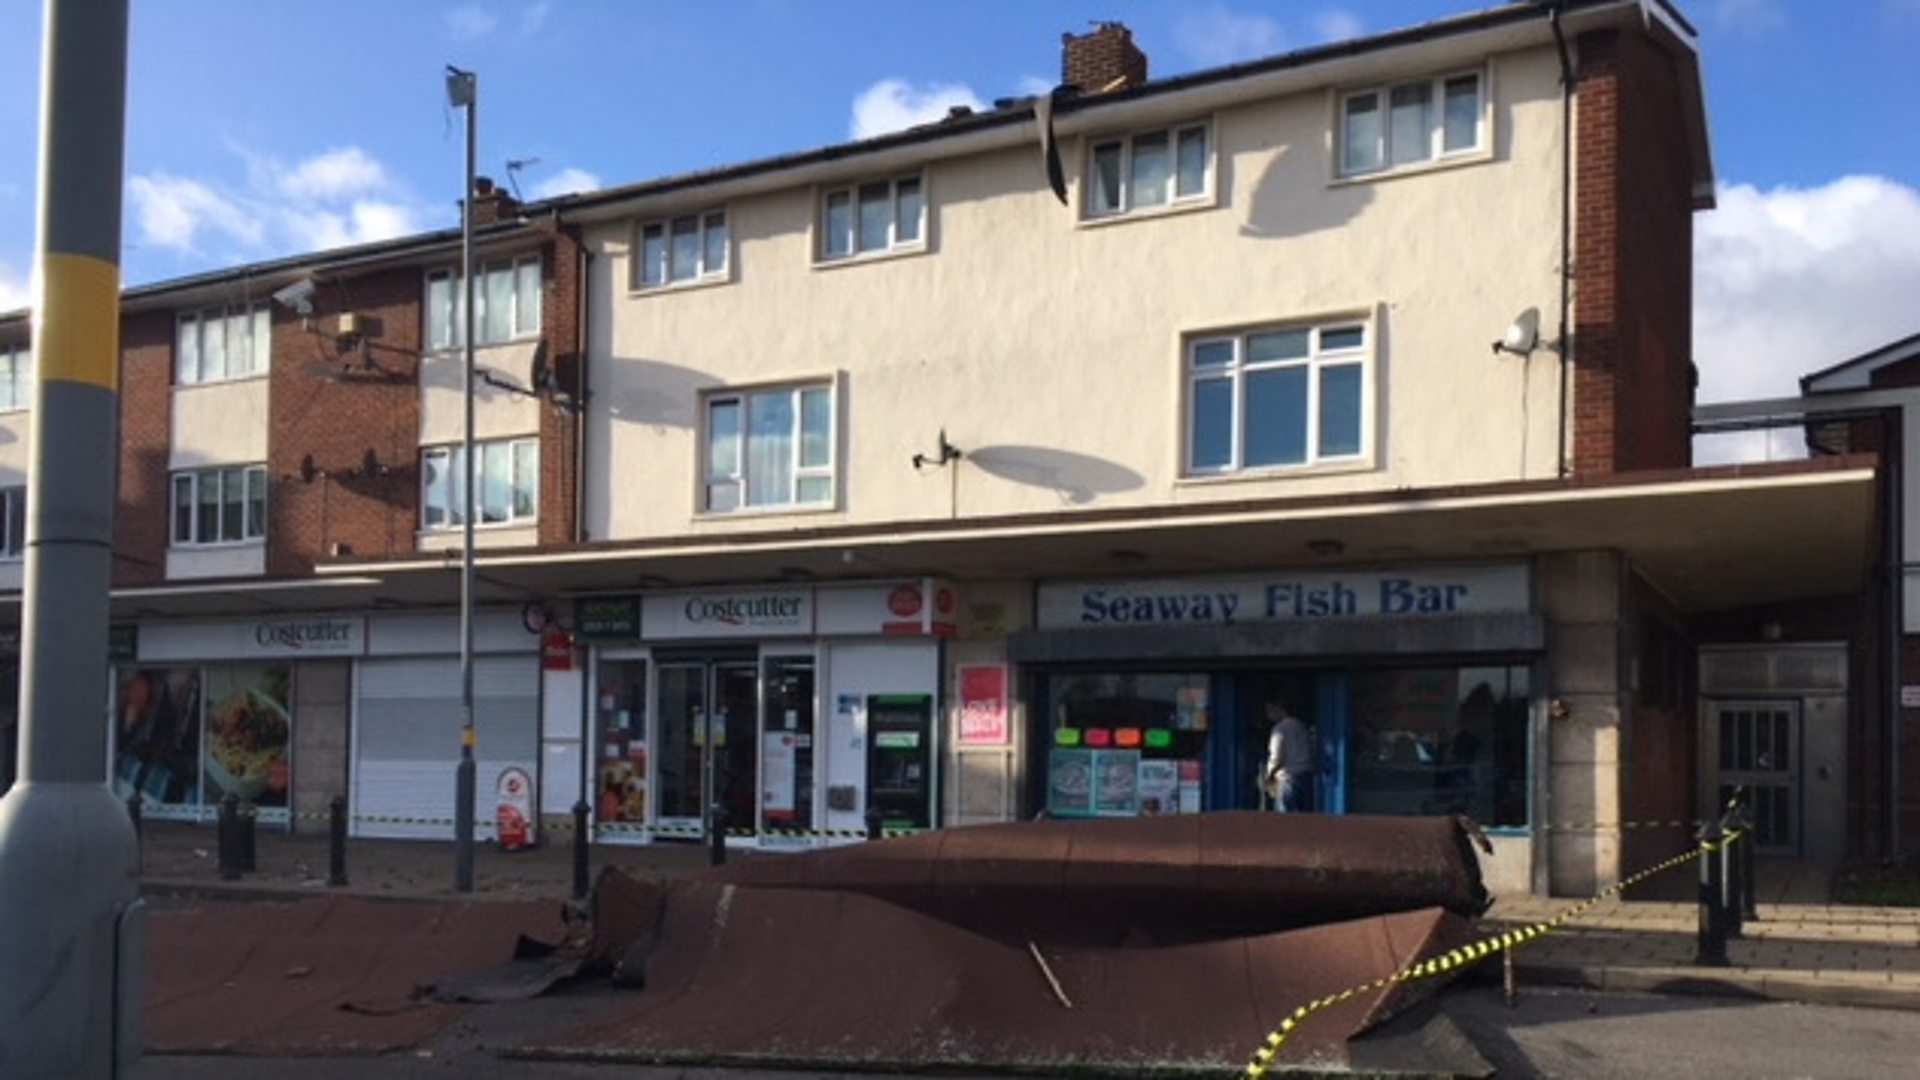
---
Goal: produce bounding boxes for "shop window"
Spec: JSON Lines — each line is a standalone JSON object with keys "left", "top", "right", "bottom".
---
{"left": 594, "top": 660, "right": 649, "bottom": 829}
{"left": 111, "top": 663, "right": 293, "bottom": 815}
{"left": 1043, "top": 672, "right": 1211, "bottom": 817}
{"left": 1346, "top": 665, "right": 1529, "bottom": 827}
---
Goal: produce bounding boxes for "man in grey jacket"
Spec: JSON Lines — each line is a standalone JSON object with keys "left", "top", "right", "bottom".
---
{"left": 1263, "top": 702, "right": 1315, "bottom": 813}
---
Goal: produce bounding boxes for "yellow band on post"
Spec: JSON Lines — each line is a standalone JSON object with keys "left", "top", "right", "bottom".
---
{"left": 37, "top": 252, "right": 120, "bottom": 391}
{"left": 462, "top": 728, "right": 477, "bottom": 749}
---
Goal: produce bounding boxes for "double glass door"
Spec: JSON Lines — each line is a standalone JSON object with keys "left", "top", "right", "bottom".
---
{"left": 656, "top": 660, "right": 759, "bottom": 839}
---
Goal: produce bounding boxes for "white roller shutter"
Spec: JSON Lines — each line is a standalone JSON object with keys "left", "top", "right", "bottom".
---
{"left": 353, "top": 655, "right": 539, "bottom": 839}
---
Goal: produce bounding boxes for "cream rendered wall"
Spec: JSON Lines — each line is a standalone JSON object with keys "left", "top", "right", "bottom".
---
{"left": 588, "top": 49, "right": 1567, "bottom": 543}
{"left": 418, "top": 340, "right": 544, "bottom": 446}
{"left": 170, "top": 379, "right": 268, "bottom": 468}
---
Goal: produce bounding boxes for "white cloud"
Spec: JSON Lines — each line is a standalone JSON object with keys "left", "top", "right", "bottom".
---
{"left": 1714, "top": 0, "right": 1786, "bottom": 31}
{"left": 1015, "top": 74, "right": 1054, "bottom": 98}
{"left": 445, "top": 5, "right": 499, "bottom": 40}
{"left": 531, "top": 167, "right": 600, "bottom": 199}
{"left": 277, "top": 147, "right": 389, "bottom": 202}
{"left": 127, "top": 145, "right": 428, "bottom": 266}
{"left": 1693, "top": 176, "right": 1920, "bottom": 407}
{"left": 849, "top": 79, "right": 987, "bottom": 140}
{"left": 1312, "top": 11, "right": 1365, "bottom": 44}
{"left": 520, "top": 1, "right": 553, "bottom": 34}
{"left": 0, "top": 262, "right": 28, "bottom": 313}
{"left": 1172, "top": 7, "right": 1287, "bottom": 68}
{"left": 128, "top": 173, "right": 266, "bottom": 253}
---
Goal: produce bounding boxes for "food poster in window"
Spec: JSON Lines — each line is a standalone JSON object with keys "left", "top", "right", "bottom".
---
{"left": 114, "top": 667, "right": 202, "bottom": 810}
{"left": 1137, "top": 759, "right": 1180, "bottom": 815}
{"left": 1092, "top": 749, "right": 1142, "bottom": 816}
{"left": 202, "top": 664, "right": 292, "bottom": 808}
{"left": 761, "top": 731, "right": 798, "bottom": 818}
{"left": 594, "top": 666, "right": 649, "bottom": 825}
{"left": 1047, "top": 747, "right": 1093, "bottom": 816}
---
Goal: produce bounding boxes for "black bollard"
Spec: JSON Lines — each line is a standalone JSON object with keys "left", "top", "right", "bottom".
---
{"left": 1724, "top": 826, "right": 1745, "bottom": 940}
{"left": 328, "top": 794, "right": 349, "bottom": 888}
{"left": 571, "top": 800, "right": 591, "bottom": 901}
{"left": 237, "top": 800, "right": 257, "bottom": 872}
{"left": 709, "top": 803, "right": 728, "bottom": 867}
{"left": 218, "top": 794, "right": 241, "bottom": 881}
{"left": 1696, "top": 819, "right": 1729, "bottom": 967}
{"left": 865, "top": 804, "right": 883, "bottom": 842}
{"left": 1738, "top": 803, "right": 1759, "bottom": 923}
{"left": 126, "top": 793, "right": 143, "bottom": 872}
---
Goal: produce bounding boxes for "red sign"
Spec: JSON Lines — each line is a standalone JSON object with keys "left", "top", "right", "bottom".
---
{"left": 495, "top": 766, "right": 534, "bottom": 851}
{"left": 887, "top": 584, "right": 923, "bottom": 618}
{"left": 957, "top": 664, "right": 1009, "bottom": 746}
{"left": 541, "top": 626, "right": 575, "bottom": 670}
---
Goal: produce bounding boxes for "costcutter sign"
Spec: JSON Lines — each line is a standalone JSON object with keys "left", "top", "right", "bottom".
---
{"left": 138, "top": 616, "right": 368, "bottom": 661}
{"left": 1037, "top": 564, "right": 1529, "bottom": 630}
{"left": 644, "top": 588, "right": 813, "bottom": 639}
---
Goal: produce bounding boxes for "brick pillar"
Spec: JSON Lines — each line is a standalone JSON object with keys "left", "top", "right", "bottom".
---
{"left": 538, "top": 229, "right": 583, "bottom": 547}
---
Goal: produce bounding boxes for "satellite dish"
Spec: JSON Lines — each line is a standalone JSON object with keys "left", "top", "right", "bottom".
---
{"left": 1493, "top": 308, "right": 1541, "bottom": 356}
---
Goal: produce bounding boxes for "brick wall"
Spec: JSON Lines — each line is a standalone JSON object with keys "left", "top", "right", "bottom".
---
{"left": 1572, "top": 29, "right": 1696, "bottom": 474}
{"left": 1061, "top": 23, "right": 1147, "bottom": 93}
{"left": 114, "top": 311, "right": 176, "bottom": 588}
{"left": 266, "top": 268, "right": 423, "bottom": 574}
{"left": 539, "top": 228, "right": 583, "bottom": 546}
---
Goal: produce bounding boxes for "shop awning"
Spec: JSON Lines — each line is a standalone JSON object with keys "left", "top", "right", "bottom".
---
{"left": 18, "top": 456, "right": 1871, "bottom": 623}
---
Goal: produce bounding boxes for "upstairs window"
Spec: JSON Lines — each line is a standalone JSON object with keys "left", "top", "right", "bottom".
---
{"left": 1341, "top": 71, "right": 1484, "bottom": 177}
{"left": 1085, "top": 123, "right": 1211, "bottom": 219}
{"left": 425, "top": 255, "right": 542, "bottom": 350}
{"left": 0, "top": 486, "right": 23, "bottom": 559}
{"left": 819, "top": 176, "right": 923, "bottom": 261}
{"left": 636, "top": 210, "right": 729, "bottom": 290}
{"left": 1185, "top": 320, "right": 1368, "bottom": 475}
{"left": 170, "top": 465, "right": 267, "bottom": 546}
{"left": 0, "top": 344, "right": 29, "bottom": 412}
{"left": 177, "top": 304, "right": 270, "bottom": 385}
{"left": 420, "top": 437, "right": 538, "bottom": 530}
{"left": 704, "top": 384, "right": 834, "bottom": 512}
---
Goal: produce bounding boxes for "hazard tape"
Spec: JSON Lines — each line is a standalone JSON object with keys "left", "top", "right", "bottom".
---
{"left": 1240, "top": 827, "right": 1749, "bottom": 1079}
{"left": 196, "top": 805, "right": 919, "bottom": 840}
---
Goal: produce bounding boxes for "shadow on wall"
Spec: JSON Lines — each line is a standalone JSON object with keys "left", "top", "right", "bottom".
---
{"left": 1238, "top": 144, "right": 1374, "bottom": 241}
{"left": 602, "top": 356, "right": 719, "bottom": 431}
{"left": 967, "top": 444, "right": 1144, "bottom": 505}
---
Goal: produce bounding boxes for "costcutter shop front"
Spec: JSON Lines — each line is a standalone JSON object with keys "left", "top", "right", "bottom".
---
{"left": 556, "top": 579, "right": 955, "bottom": 846}
{"left": 1008, "top": 561, "right": 1550, "bottom": 892}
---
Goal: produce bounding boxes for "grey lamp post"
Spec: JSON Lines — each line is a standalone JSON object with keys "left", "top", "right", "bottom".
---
{"left": 445, "top": 64, "right": 477, "bottom": 893}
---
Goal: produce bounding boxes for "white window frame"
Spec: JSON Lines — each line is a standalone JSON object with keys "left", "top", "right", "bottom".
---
{"left": 419, "top": 436, "right": 539, "bottom": 531}
{"left": 1338, "top": 69, "right": 1486, "bottom": 178}
{"left": 0, "top": 343, "right": 30, "bottom": 412}
{"left": 816, "top": 174, "right": 925, "bottom": 263}
{"left": 634, "top": 209, "right": 730, "bottom": 291}
{"left": 0, "top": 486, "right": 24, "bottom": 560}
{"left": 1183, "top": 319, "right": 1371, "bottom": 476}
{"left": 175, "top": 303, "right": 271, "bottom": 385}
{"left": 701, "top": 382, "right": 836, "bottom": 514}
{"left": 424, "top": 254, "right": 543, "bottom": 351}
{"left": 169, "top": 465, "right": 268, "bottom": 547}
{"left": 1082, "top": 120, "right": 1213, "bottom": 221}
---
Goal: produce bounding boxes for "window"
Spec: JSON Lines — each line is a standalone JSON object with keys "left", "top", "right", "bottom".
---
{"left": 0, "top": 344, "right": 29, "bottom": 411}
{"left": 1347, "top": 665, "right": 1530, "bottom": 827}
{"left": 425, "top": 256, "right": 542, "bottom": 350}
{"left": 1186, "top": 320, "right": 1368, "bottom": 474}
{"left": 420, "top": 437, "right": 538, "bottom": 529}
{"left": 1085, "top": 123, "right": 1210, "bottom": 219}
{"left": 819, "top": 175, "right": 923, "bottom": 261}
{"left": 703, "top": 384, "right": 833, "bottom": 512}
{"left": 176, "top": 304, "right": 270, "bottom": 385}
{"left": 0, "top": 486, "right": 24, "bottom": 559}
{"left": 636, "top": 210, "right": 728, "bottom": 289}
{"left": 1341, "top": 71, "right": 1484, "bottom": 176}
{"left": 170, "top": 466, "right": 267, "bottom": 546}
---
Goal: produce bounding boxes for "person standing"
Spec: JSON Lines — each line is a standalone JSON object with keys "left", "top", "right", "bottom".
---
{"left": 1263, "top": 702, "right": 1315, "bottom": 813}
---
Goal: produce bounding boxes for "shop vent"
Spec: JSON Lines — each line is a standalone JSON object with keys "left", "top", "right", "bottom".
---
{"left": 1699, "top": 646, "right": 1846, "bottom": 694}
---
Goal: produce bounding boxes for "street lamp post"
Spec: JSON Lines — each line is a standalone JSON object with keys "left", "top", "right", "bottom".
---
{"left": 445, "top": 64, "right": 477, "bottom": 893}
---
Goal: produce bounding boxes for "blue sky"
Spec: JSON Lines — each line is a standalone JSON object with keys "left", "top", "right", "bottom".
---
{"left": 3, "top": 1, "right": 1919, "bottom": 415}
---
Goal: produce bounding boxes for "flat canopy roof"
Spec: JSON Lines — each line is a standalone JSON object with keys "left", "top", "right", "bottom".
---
{"left": 76, "top": 458, "right": 1877, "bottom": 624}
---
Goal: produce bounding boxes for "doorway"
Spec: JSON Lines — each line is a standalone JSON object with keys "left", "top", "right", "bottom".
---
{"left": 1709, "top": 699, "right": 1801, "bottom": 856}
{"left": 656, "top": 658, "right": 759, "bottom": 840}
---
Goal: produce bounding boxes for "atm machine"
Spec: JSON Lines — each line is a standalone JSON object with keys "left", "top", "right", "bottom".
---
{"left": 865, "top": 693, "right": 933, "bottom": 829}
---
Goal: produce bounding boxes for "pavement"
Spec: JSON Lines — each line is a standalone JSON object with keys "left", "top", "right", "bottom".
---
{"left": 134, "top": 819, "right": 1920, "bottom": 1017}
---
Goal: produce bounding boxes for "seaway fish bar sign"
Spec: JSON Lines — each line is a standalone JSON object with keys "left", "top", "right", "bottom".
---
{"left": 1037, "top": 564, "right": 1528, "bottom": 629}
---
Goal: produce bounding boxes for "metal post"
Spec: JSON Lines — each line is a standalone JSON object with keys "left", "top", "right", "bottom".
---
{"left": 218, "top": 796, "right": 241, "bottom": 882}
{"left": 1695, "top": 820, "right": 1729, "bottom": 967}
{"left": 709, "top": 802, "right": 727, "bottom": 867}
{"left": 0, "top": 2, "right": 142, "bottom": 1074}
{"left": 1724, "top": 828, "right": 1743, "bottom": 940}
{"left": 445, "top": 64, "right": 478, "bottom": 894}
{"left": 1739, "top": 807, "right": 1758, "bottom": 922}
{"left": 571, "top": 799, "right": 590, "bottom": 901}
{"left": 327, "top": 794, "right": 348, "bottom": 888}
{"left": 865, "top": 804, "right": 883, "bottom": 842}
{"left": 237, "top": 801, "right": 256, "bottom": 873}
{"left": 126, "top": 793, "right": 141, "bottom": 871}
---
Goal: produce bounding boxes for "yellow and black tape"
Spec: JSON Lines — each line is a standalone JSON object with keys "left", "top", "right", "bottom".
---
{"left": 1240, "top": 828, "right": 1747, "bottom": 1080}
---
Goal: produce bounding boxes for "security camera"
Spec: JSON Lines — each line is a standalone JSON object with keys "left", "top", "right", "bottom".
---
{"left": 271, "top": 279, "right": 317, "bottom": 315}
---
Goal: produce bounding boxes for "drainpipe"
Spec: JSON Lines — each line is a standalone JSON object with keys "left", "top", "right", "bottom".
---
{"left": 571, "top": 225, "right": 590, "bottom": 546}
{"left": 1547, "top": 1, "right": 1575, "bottom": 478}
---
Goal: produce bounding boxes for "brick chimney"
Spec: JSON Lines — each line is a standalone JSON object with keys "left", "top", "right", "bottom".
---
{"left": 468, "top": 175, "right": 519, "bottom": 225}
{"left": 1061, "top": 22, "right": 1147, "bottom": 94}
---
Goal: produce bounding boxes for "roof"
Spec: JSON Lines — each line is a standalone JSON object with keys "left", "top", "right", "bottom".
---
{"left": 1800, "top": 330, "right": 1920, "bottom": 394}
